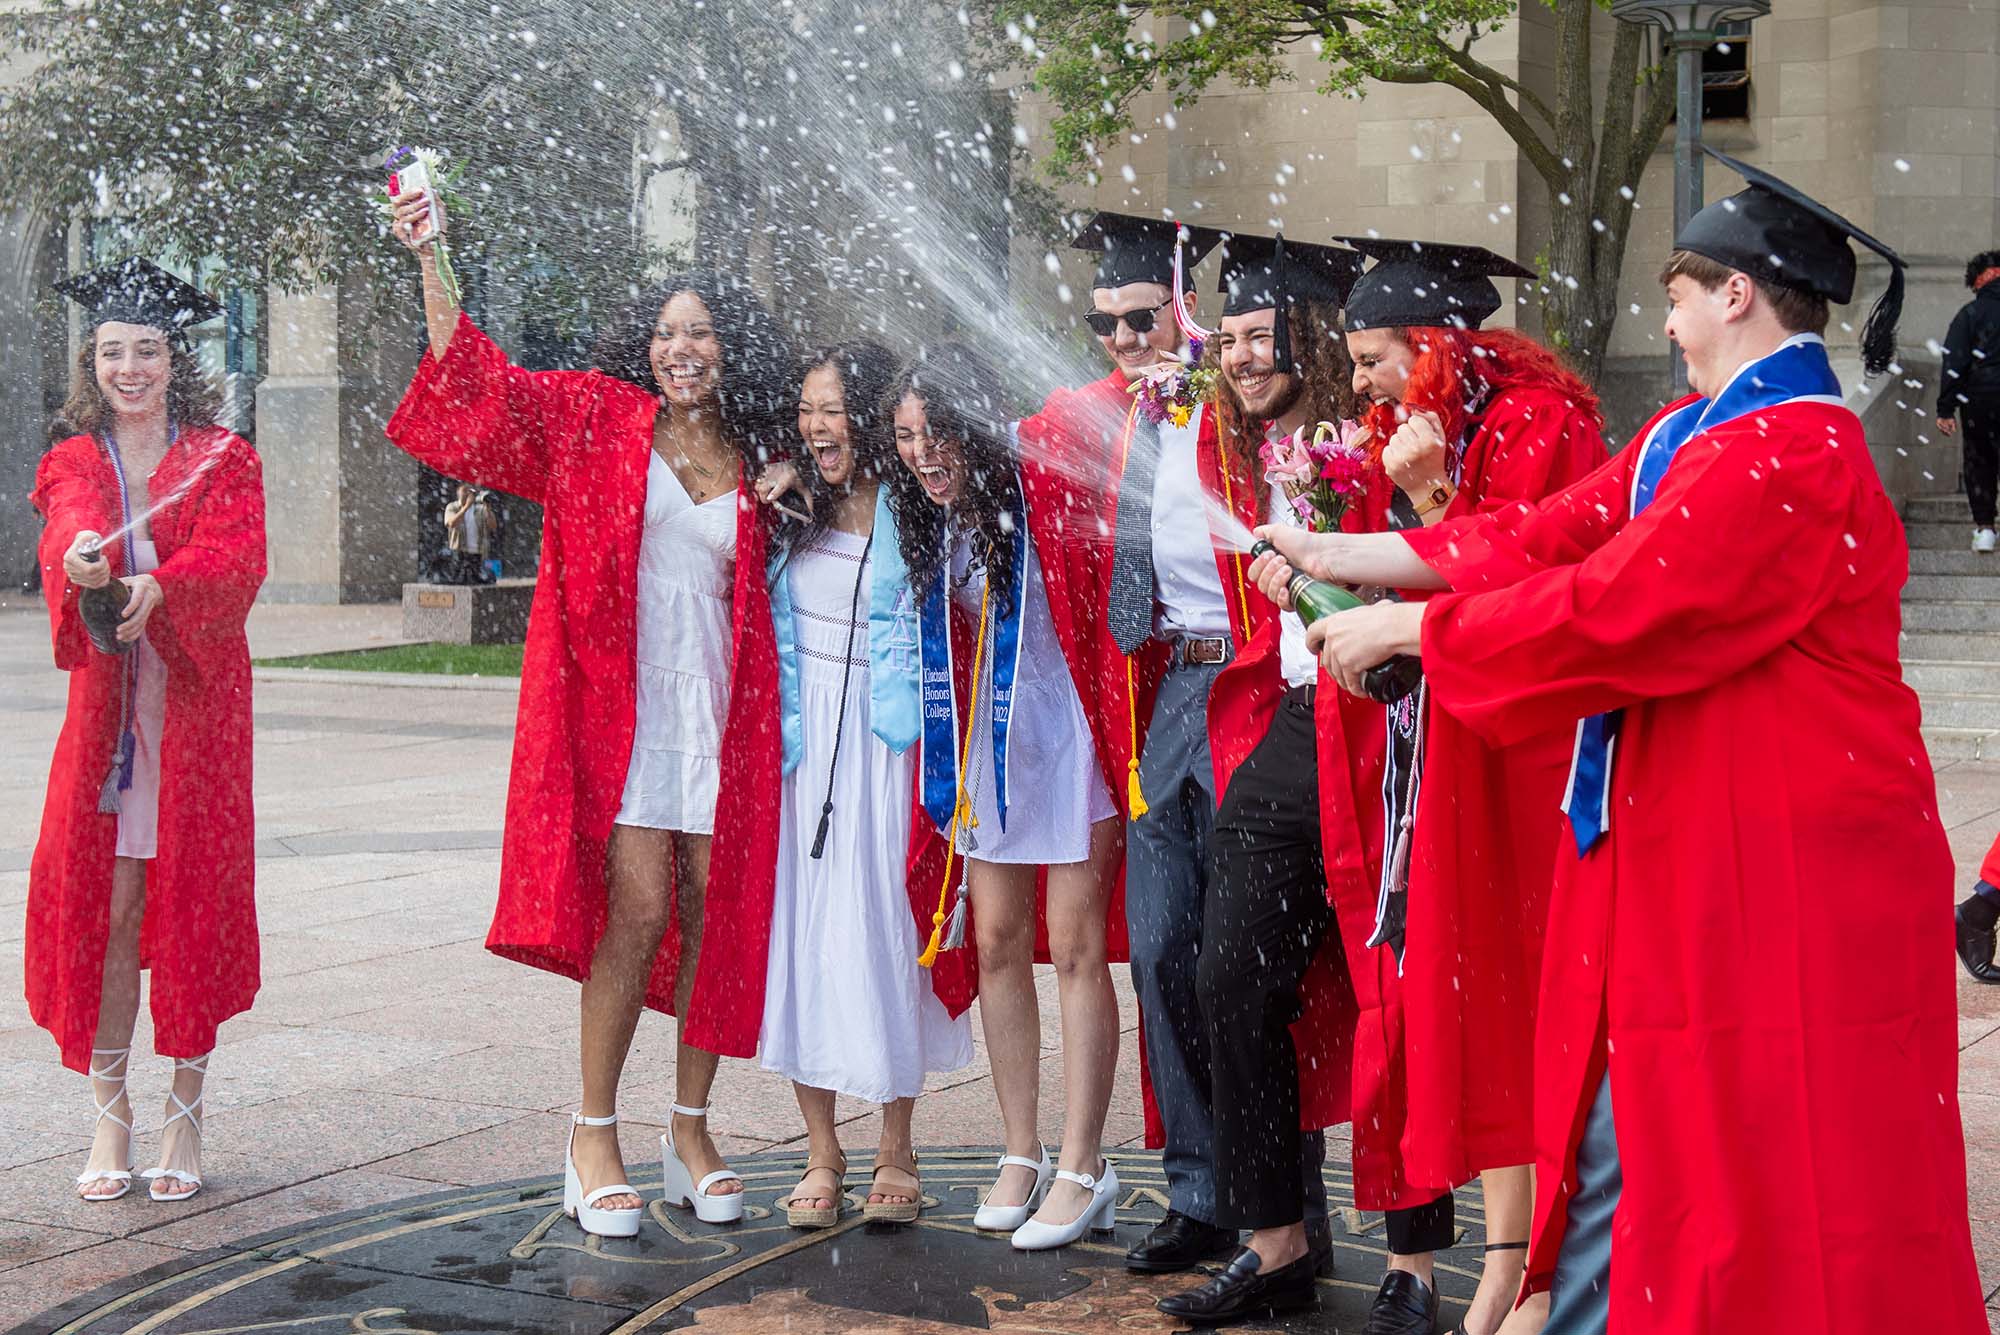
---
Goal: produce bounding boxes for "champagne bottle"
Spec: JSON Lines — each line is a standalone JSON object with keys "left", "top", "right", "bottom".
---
{"left": 76, "top": 545, "right": 134, "bottom": 656}
{"left": 1250, "top": 540, "right": 1420, "bottom": 704}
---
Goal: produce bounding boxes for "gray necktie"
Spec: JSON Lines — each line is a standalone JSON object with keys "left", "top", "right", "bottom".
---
{"left": 1107, "top": 415, "right": 1162, "bottom": 654}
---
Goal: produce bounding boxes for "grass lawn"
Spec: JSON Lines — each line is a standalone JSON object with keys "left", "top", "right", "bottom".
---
{"left": 253, "top": 642, "right": 524, "bottom": 676}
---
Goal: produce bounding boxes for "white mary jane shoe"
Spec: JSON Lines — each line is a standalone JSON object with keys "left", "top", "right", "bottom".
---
{"left": 660, "top": 1102, "right": 744, "bottom": 1225}
{"left": 1010, "top": 1160, "right": 1119, "bottom": 1251}
{"left": 973, "top": 1146, "right": 1052, "bottom": 1232}
{"left": 562, "top": 1112, "right": 641, "bottom": 1238}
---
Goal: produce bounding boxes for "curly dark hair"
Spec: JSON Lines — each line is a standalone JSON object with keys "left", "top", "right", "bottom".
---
{"left": 1967, "top": 250, "right": 2000, "bottom": 289}
{"left": 54, "top": 331, "right": 222, "bottom": 443}
{"left": 779, "top": 339, "right": 901, "bottom": 552}
{"left": 1209, "top": 296, "right": 1360, "bottom": 472}
{"left": 589, "top": 269, "right": 794, "bottom": 466}
{"left": 881, "top": 341, "right": 1022, "bottom": 618}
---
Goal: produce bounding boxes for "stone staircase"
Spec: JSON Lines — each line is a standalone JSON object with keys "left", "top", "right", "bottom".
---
{"left": 1902, "top": 495, "right": 2000, "bottom": 760}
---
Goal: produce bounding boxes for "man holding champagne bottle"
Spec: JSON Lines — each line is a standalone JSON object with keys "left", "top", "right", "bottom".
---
{"left": 1251, "top": 154, "right": 1987, "bottom": 1335}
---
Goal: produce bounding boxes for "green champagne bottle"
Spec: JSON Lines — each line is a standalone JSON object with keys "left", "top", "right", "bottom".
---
{"left": 1250, "top": 539, "right": 1420, "bottom": 704}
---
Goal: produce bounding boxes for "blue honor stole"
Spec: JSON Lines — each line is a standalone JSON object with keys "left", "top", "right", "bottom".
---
{"left": 919, "top": 500, "right": 1030, "bottom": 836}
{"left": 1561, "top": 336, "right": 1842, "bottom": 855}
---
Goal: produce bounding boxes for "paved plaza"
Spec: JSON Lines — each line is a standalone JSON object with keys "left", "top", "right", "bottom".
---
{"left": 1, "top": 602, "right": 1997, "bottom": 1330}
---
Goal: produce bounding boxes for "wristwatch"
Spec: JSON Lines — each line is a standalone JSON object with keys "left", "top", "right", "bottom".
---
{"left": 1412, "top": 483, "right": 1454, "bottom": 517}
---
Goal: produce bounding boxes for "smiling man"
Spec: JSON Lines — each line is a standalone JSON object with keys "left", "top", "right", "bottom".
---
{"left": 1253, "top": 152, "right": 1988, "bottom": 1335}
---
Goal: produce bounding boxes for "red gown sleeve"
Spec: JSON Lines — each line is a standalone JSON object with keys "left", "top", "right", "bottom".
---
{"left": 1421, "top": 426, "right": 1881, "bottom": 746}
{"left": 31, "top": 440, "right": 114, "bottom": 672}
{"left": 1405, "top": 443, "right": 1638, "bottom": 593}
{"left": 384, "top": 312, "right": 584, "bottom": 503}
{"left": 147, "top": 438, "right": 267, "bottom": 678}
{"left": 1459, "top": 392, "right": 1608, "bottom": 516}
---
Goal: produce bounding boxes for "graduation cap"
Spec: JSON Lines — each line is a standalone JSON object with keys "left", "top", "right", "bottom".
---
{"left": 1335, "top": 236, "right": 1536, "bottom": 332}
{"left": 56, "top": 258, "right": 223, "bottom": 345}
{"left": 1070, "top": 211, "right": 1224, "bottom": 291}
{"left": 1676, "top": 147, "right": 1906, "bottom": 376}
{"left": 1216, "top": 233, "right": 1365, "bottom": 372}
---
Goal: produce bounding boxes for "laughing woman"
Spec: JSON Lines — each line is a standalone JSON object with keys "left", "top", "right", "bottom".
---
{"left": 386, "top": 188, "right": 790, "bottom": 1238}
{"left": 31, "top": 259, "right": 266, "bottom": 1206}
{"left": 727, "top": 343, "right": 976, "bottom": 1229}
{"left": 884, "top": 344, "right": 1123, "bottom": 1252}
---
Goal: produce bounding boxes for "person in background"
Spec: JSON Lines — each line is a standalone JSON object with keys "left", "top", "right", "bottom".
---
{"left": 443, "top": 482, "right": 497, "bottom": 584}
{"left": 1934, "top": 247, "right": 2000, "bottom": 553}
{"left": 1957, "top": 827, "right": 2000, "bottom": 983}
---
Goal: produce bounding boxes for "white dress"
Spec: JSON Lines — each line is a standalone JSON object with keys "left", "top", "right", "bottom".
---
{"left": 614, "top": 454, "right": 738, "bottom": 834}
{"left": 758, "top": 529, "right": 972, "bottom": 1102}
{"left": 114, "top": 538, "right": 166, "bottom": 861}
{"left": 949, "top": 527, "right": 1115, "bottom": 866}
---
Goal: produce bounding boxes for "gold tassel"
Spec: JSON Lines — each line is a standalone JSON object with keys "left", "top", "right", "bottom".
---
{"left": 1126, "top": 759, "right": 1149, "bottom": 820}
{"left": 1123, "top": 657, "right": 1148, "bottom": 820}
{"left": 922, "top": 576, "right": 991, "bottom": 970}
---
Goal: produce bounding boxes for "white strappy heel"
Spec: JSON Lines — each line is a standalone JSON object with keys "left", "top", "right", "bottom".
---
{"left": 75, "top": 1047, "right": 133, "bottom": 1202}
{"left": 973, "top": 1145, "right": 1053, "bottom": 1232}
{"left": 562, "top": 1112, "right": 642, "bottom": 1238}
{"left": 660, "top": 1103, "right": 744, "bottom": 1224}
{"left": 140, "top": 1054, "right": 206, "bottom": 1202}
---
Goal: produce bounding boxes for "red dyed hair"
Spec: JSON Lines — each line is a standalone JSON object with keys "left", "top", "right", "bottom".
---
{"left": 1360, "top": 327, "right": 1599, "bottom": 457}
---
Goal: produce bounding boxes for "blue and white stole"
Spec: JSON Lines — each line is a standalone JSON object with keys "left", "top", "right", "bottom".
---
{"left": 770, "top": 487, "right": 923, "bottom": 774}
{"left": 96, "top": 424, "right": 175, "bottom": 814}
{"left": 1561, "top": 334, "right": 1842, "bottom": 855}
{"left": 919, "top": 492, "right": 1030, "bottom": 836}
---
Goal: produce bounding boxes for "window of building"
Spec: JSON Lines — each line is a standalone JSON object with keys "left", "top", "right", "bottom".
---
{"left": 1702, "top": 20, "right": 1752, "bottom": 121}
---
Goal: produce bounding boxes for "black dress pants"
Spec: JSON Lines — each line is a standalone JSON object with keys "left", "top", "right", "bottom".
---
{"left": 1200, "top": 686, "right": 1454, "bottom": 1249}
{"left": 1962, "top": 396, "right": 2000, "bottom": 527}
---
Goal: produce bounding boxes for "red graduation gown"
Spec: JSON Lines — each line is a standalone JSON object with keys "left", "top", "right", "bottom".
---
{"left": 28, "top": 428, "right": 266, "bottom": 1073}
{"left": 702, "top": 539, "right": 977, "bottom": 1054}
{"left": 1981, "top": 829, "right": 2000, "bottom": 888}
{"left": 1406, "top": 397, "right": 1985, "bottom": 1331}
{"left": 1396, "top": 385, "right": 1605, "bottom": 1190}
{"left": 384, "top": 314, "right": 774, "bottom": 1052}
{"left": 1197, "top": 429, "right": 1442, "bottom": 1213}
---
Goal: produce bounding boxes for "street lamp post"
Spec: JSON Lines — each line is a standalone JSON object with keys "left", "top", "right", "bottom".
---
{"left": 1611, "top": 0, "right": 1770, "bottom": 395}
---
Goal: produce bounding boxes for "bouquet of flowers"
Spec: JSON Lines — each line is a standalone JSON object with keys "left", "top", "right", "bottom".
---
{"left": 1129, "top": 335, "right": 1220, "bottom": 429}
{"left": 376, "top": 145, "right": 464, "bottom": 307}
{"left": 1260, "top": 419, "right": 1374, "bottom": 532}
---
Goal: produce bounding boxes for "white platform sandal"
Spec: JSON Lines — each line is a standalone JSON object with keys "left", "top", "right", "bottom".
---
{"left": 140, "top": 1054, "right": 207, "bottom": 1203}
{"left": 660, "top": 1103, "right": 744, "bottom": 1224}
{"left": 562, "top": 1112, "right": 642, "bottom": 1238}
{"left": 74, "top": 1047, "right": 133, "bottom": 1202}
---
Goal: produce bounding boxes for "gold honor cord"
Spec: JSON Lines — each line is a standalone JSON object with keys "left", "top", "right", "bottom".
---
{"left": 918, "top": 567, "right": 992, "bottom": 968}
{"left": 1113, "top": 397, "right": 1150, "bottom": 821}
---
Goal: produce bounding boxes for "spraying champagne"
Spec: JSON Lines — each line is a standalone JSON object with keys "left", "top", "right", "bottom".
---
{"left": 1250, "top": 539, "right": 1421, "bottom": 704}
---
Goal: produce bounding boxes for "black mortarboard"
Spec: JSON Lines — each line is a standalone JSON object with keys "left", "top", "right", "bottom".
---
{"left": 1070, "top": 211, "right": 1224, "bottom": 291}
{"left": 56, "top": 258, "right": 223, "bottom": 343}
{"left": 1216, "top": 233, "right": 1364, "bottom": 371}
{"left": 1676, "top": 148, "right": 1907, "bottom": 376}
{"left": 1335, "top": 236, "right": 1536, "bottom": 332}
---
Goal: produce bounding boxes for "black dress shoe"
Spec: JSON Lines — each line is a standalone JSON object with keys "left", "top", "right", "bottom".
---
{"left": 1363, "top": 1270, "right": 1439, "bottom": 1335}
{"left": 1957, "top": 902, "right": 2000, "bottom": 983}
{"left": 1156, "top": 1246, "right": 1319, "bottom": 1325}
{"left": 1125, "top": 1210, "right": 1238, "bottom": 1273}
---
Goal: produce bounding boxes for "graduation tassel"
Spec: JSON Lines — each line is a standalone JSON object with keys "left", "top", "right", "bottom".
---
{"left": 921, "top": 575, "right": 991, "bottom": 969}
{"left": 1124, "top": 659, "right": 1148, "bottom": 819}
{"left": 1860, "top": 258, "right": 1905, "bottom": 378}
{"left": 809, "top": 802, "right": 834, "bottom": 860}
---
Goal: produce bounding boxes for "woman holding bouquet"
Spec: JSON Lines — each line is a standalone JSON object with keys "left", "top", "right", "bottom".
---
{"left": 884, "top": 343, "right": 1124, "bottom": 1252}
{"left": 706, "top": 342, "right": 976, "bottom": 1230}
{"left": 31, "top": 259, "right": 266, "bottom": 1205}
{"left": 1328, "top": 237, "right": 1604, "bottom": 1335}
{"left": 387, "top": 187, "right": 789, "bottom": 1238}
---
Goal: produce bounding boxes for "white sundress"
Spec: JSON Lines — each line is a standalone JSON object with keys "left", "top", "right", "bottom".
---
{"left": 948, "top": 526, "right": 1115, "bottom": 867}
{"left": 758, "top": 528, "right": 972, "bottom": 1101}
{"left": 113, "top": 538, "right": 166, "bottom": 861}
{"left": 614, "top": 453, "right": 738, "bottom": 835}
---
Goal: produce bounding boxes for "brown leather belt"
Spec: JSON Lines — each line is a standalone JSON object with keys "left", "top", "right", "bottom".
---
{"left": 1176, "top": 636, "right": 1230, "bottom": 666}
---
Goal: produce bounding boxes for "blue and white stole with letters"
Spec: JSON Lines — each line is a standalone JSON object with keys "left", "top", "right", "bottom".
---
{"left": 770, "top": 486, "right": 923, "bottom": 774}
{"left": 1561, "top": 334, "right": 1843, "bottom": 855}
{"left": 919, "top": 491, "right": 1029, "bottom": 838}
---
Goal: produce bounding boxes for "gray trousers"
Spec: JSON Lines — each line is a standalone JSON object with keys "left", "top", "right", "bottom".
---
{"left": 1124, "top": 655, "right": 1328, "bottom": 1228}
{"left": 1543, "top": 1073, "right": 1620, "bottom": 1335}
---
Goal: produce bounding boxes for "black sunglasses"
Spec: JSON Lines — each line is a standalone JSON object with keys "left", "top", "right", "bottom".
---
{"left": 1083, "top": 300, "right": 1171, "bottom": 337}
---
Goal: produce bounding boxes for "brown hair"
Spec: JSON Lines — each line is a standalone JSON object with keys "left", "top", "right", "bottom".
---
{"left": 54, "top": 330, "right": 222, "bottom": 443}
{"left": 1210, "top": 297, "right": 1361, "bottom": 470}
{"left": 1659, "top": 249, "right": 1830, "bottom": 337}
